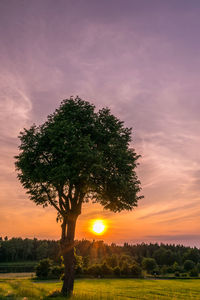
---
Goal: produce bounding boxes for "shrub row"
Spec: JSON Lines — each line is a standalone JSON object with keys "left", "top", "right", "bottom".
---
{"left": 35, "top": 259, "right": 142, "bottom": 279}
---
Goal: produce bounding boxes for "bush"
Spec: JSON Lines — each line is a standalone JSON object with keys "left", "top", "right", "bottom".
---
{"left": 82, "top": 267, "right": 89, "bottom": 275}
{"left": 74, "top": 251, "right": 83, "bottom": 275}
{"left": 36, "top": 258, "right": 63, "bottom": 279}
{"left": 151, "top": 266, "right": 160, "bottom": 276}
{"left": 131, "top": 263, "right": 142, "bottom": 277}
{"left": 48, "top": 265, "right": 64, "bottom": 279}
{"left": 174, "top": 271, "right": 180, "bottom": 277}
{"left": 101, "top": 262, "right": 113, "bottom": 276}
{"left": 183, "top": 248, "right": 200, "bottom": 263}
{"left": 184, "top": 260, "right": 195, "bottom": 271}
{"left": 121, "top": 262, "right": 131, "bottom": 276}
{"left": 36, "top": 258, "right": 52, "bottom": 278}
{"left": 189, "top": 268, "right": 199, "bottom": 277}
{"left": 166, "top": 266, "right": 174, "bottom": 273}
{"left": 75, "top": 265, "right": 83, "bottom": 275}
{"left": 87, "top": 262, "right": 113, "bottom": 277}
{"left": 87, "top": 264, "right": 102, "bottom": 277}
{"left": 119, "top": 255, "right": 133, "bottom": 268}
{"left": 106, "top": 254, "right": 118, "bottom": 268}
{"left": 113, "top": 266, "right": 121, "bottom": 277}
{"left": 160, "top": 265, "right": 168, "bottom": 275}
{"left": 173, "top": 262, "right": 182, "bottom": 272}
{"left": 197, "top": 263, "right": 200, "bottom": 272}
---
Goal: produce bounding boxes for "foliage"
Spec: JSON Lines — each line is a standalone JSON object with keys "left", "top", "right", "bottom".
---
{"left": 197, "top": 262, "right": 200, "bottom": 272}
{"left": 87, "top": 264, "right": 102, "bottom": 277}
{"left": 160, "top": 265, "right": 168, "bottom": 275}
{"left": 153, "top": 248, "right": 175, "bottom": 266}
{"left": 142, "top": 258, "right": 157, "bottom": 273}
{"left": 113, "top": 266, "right": 121, "bottom": 276}
{"left": 105, "top": 254, "right": 118, "bottom": 268}
{"left": 189, "top": 267, "right": 199, "bottom": 277}
{"left": 15, "top": 97, "right": 142, "bottom": 295}
{"left": 48, "top": 265, "right": 64, "bottom": 279}
{"left": 15, "top": 97, "right": 142, "bottom": 218}
{"left": 36, "top": 242, "right": 48, "bottom": 260}
{"left": 119, "top": 254, "right": 134, "bottom": 268}
{"left": 101, "top": 262, "right": 113, "bottom": 276}
{"left": 35, "top": 258, "right": 53, "bottom": 278}
{"left": 172, "top": 262, "right": 182, "bottom": 273}
{"left": 74, "top": 251, "right": 83, "bottom": 275}
{"left": 1, "top": 237, "right": 200, "bottom": 278}
{"left": 183, "top": 248, "right": 200, "bottom": 263}
{"left": 174, "top": 271, "right": 180, "bottom": 277}
{"left": 35, "top": 258, "right": 63, "bottom": 279}
{"left": 0, "top": 237, "right": 59, "bottom": 263}
{"left": 120, "top": 262, "right": 131, "bottom": 275}
{"left": 184, "top": 260, "right": 195, "bottom": 271}
{"left": 131, "top": 263, "right": 142, "bottom": 277}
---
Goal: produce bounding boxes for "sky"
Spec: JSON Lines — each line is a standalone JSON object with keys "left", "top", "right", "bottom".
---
{"left": 0, "top": 0, "right": 200, "bottom": 247}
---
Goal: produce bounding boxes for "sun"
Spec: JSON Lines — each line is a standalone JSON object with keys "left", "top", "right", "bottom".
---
{"left": 91, "top": 219, "right": 106, "bottom": 235}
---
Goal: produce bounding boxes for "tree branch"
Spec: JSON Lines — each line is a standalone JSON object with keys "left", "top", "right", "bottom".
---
{"left": 61, "top": 191, "right": 70, "bottom": 211}
{"left": 41, "top": 184, "right": 63, "bottom": 215}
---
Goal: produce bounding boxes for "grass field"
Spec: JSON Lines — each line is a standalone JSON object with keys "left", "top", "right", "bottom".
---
{"left": 0, "top": 277, "right": 200, "bottom": 299}
{"left": 0, "top": 273, "right": 35, "bottom": 279}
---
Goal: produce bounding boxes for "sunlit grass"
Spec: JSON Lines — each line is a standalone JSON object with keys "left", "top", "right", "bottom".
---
{"left": 0, "top": 273, "right": 35, "bottom": 278}
{"left": 0, "top": 278, "right": 200, "bottom": 299}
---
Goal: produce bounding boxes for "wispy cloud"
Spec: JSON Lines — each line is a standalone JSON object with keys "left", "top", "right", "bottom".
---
{"left": 0, "top": 0, "right": 200, "bottom": 245}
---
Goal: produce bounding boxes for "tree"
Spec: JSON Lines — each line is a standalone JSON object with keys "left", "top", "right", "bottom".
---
{"left": 172, "top": 261, "right": 182, "bottom": 273}
{"left": 189, "top": 267, "right": 199, "bottom": 277}
{"left": 184, "top": 260, "right": 195, "bottom": 272}
{"left": 131, "top": 262, "right": 142, "bottom": 277}
{"left": 120, "top": 261, "right": 132, "bottom": 276}
{"left": 36, "top": 242, "right": 48, "bottom": 260}
{"left": 142, "top": 258, "right": 157, "bottom": 274}
{"left": 15, "top": 97, "right": 142, "bottom": 296}
{"left": 106, "top": 254, "right": 118, "bottom": 268}
{"left": 183, "top": 248, "right": 200, "bottom": 264}
{"left": 153, "top": 248, "right": 175, "bottom": 266}
{"left": 101, "top": 262, "right": 113, "bottom": 276}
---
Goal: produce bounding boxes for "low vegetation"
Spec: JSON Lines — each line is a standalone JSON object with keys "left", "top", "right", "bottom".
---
{"left": 1, "top": 237, "right": 200, "bottom": 279}
{"left": 0, "top": 278, "right": 200, "bottom": 299}
{"left": 1, "top": 237, "right": 200, "bottom": 298}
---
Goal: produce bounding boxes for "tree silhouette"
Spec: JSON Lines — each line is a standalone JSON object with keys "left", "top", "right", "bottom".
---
{"left": 15, "top": 97, "right": 142, "bottom": 296}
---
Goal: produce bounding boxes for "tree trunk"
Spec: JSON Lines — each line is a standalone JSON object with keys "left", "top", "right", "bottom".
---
{"left": 61, "top": 215, "right": 77, "bottom": 297}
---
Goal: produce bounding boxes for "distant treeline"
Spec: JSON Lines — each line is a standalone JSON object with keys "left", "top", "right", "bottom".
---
{"left": 0, "top": 237, "right": 200, "bottom": 277}
{"left": 0, "top": 237, "right": 199, "bottom": 264}
{"left": 0, "top": 237, "right": 59, "bottom": 262}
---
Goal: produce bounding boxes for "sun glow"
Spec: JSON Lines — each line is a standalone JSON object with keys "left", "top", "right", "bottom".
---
{"left": 91, "top": 219, "right": 106, "bottom": 235}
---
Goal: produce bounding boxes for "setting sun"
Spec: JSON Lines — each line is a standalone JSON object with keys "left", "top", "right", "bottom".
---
{"left": 91, "top": 219, "right": 106, "bottom": 235}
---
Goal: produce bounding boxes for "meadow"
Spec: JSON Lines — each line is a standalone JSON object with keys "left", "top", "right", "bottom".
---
{"left": 0, "top": 277, "right": 200, "bottom": 299}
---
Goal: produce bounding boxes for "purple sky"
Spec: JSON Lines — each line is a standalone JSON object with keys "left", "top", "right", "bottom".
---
{"left": 0, "top": 0, "right": 200, "bottom": 246}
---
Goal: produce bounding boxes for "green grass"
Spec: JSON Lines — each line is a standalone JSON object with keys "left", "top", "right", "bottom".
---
{"left": 0, "top": 278, "right": 200, "bottom": 299}
{"left": 0, "top": 273, "right": 35, "bottom": 279}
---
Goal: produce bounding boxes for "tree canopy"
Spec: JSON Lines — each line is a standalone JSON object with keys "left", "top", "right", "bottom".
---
{"left": 15, "top": 97, "right": 142, "bottom": 217}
